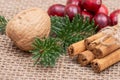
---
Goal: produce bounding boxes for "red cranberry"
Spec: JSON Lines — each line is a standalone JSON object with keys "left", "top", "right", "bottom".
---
{"left": 65, "top": 4, "right": 82, "bottom": 20}
{"left": 96, "top": 4, "right": 108, "bottom": 15}
{"left": 94, "top": 13, "right": 109, "bottom": 30}
{"left": 81, "top": 0, "right": 102, "bottom": 13}
{"left": 47, "top": 4, "right": 65, "bottom": 17}
{"left": 109, "top": 9, "right": 120, "bottom": 26}
{"left": 66, "top": 0, "right": 83, "bottom": 9}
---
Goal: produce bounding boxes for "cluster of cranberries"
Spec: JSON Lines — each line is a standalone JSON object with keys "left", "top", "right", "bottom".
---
{"left": 47, "top": 0, "right": 120, "bottom": 30}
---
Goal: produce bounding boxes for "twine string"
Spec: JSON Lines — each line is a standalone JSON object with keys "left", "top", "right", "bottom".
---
{"left": 98, "top": 25, "right": 120, "bottom": 46}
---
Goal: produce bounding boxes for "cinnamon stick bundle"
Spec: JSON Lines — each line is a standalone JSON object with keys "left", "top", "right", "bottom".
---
{"left": 77, "top": 50, "right": 95, "bottom": 66}
{"left": 67, "top": 40, "right": 85, "bottom": 57}
{"left": 93, "top": 37, "right": 120, "bottom": 58}
{"left": 91, "top": 49, "right": 120, "bottom": 72}
{"left": 84, "top": 32, "right": 104, "bottom": 50}
{"left": 68, "top": 32, "right": 104, "bottom": 57}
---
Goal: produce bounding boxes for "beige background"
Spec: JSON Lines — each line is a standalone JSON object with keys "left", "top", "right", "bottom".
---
{"left": 0, "top": 0, "right": 120, "bottom": 80}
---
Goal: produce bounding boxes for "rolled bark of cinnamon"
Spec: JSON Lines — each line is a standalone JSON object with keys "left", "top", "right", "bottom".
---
{"left": 77, "top": 50, "right": 95, "bottom": 66}
{"left": 84, "top": 32, "right": 104, "bottom": 50}
{"left": 93, "top": 37, "right": 120, "bottom": 58}
{"left": 67, "top": 40, "right": 85, "bottom": 57}
{"left": 91, "top": 49, "right": 120, "bottom": 72}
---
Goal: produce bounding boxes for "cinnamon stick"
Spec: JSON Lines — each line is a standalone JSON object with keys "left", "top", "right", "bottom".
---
{"left": 77, "top": 50, "right": 95, "bottom": 66}
{"left": 84, "top": 32, "right": 104, "bottom": 50}
{"left": 93, "top": 37, "right": 120, "bottom": 58}
{"left": 67, "top": 40, "right": 85, "bottom": 57}
{"left": 91, "top": 49, "right": 120, "bottom": 72}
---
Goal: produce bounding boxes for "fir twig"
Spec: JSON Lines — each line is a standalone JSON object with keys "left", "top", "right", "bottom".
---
{"left": 30, "top": 37, "right": 63, "bottom": 67}
{"left": 51, "top": 14, "right": 97, "bottom": 49}
{"left": 0, "top": 16, "right": 7, "bottom": 34}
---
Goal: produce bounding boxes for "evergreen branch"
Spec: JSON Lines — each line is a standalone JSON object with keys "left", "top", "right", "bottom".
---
{"left": 51, "top": 14, "right": 97, "bottom": 49}
{"left": 0, "top": 16, "right": 7, "bottom": 34}
{"left": 30, "top": 37, "right": 63, "bottom": 67}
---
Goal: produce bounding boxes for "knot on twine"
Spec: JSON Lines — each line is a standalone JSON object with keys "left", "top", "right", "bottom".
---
{"left": 99, "top": 25, "right": 120, "bottom": 46}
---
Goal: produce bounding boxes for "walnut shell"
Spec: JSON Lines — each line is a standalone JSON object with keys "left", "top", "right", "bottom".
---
{"left": 6, "top": 8, "right": 51, "bottom": 51}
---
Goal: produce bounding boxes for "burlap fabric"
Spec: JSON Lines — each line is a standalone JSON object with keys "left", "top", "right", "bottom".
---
{"left": 0, "top": 0, "right": 120, "bottom": 80}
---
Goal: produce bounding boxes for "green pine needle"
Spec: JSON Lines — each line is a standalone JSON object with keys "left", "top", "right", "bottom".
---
{"left": 30, "top": 37, "right": 63, "bottom": 67}
{"left": 51, "top": 14, "right": 97, "bottom": 49}
{"left": 0, "top": 16, "right": 7, "bottom": 34}
{"left": 31, "top": 14, "right": 97, "bottom": 67}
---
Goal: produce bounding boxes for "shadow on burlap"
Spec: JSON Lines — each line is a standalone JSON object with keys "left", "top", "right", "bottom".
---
{"left": 0, "top": 0, "right": 120, "bottom": 80}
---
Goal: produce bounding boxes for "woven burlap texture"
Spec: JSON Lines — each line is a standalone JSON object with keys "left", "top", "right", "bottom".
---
{"left": 0, "top": 0, "right": 120, "bottom": 80}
